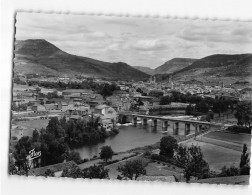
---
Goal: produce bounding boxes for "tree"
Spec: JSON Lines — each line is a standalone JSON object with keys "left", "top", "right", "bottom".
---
{"left": 183, "top": 145, "right": 210, "bottom": 182}
{"left": 149, "top": 90, "right": 164, "bottom": 98}
{"left": 174, "top": 145, "right": 188, "bottom": 167}
{"left": 13, "top": 136, "right": 33, "bottom": 175}
{"left": 235, "top": 102, "right": 252, "bottom": 127}
{"left": 239, "top": 144, "right": 250, "bottom": 175}
{"left": 42, "top": 169, "right": 55, "bottom": 177}
{"left": 160, "top": 95, "right": 172, "bottom": 105}
{"left": 99, "top": 146, "right": 114, "bottom": 163}
{"left": 83, "top": 165, "right": 109, "bottom": 179}
{"left": 61, "top": 164, "right": 83, "bottom": 178}
{"left": 61, "top": 164, "right": 109, "bottom": 179}
{"left": 185, "top": 105, "right": 194, "bottom": 115}
{"left": 67, "top": 151, "right": 83, "bottom": 164}
{"left": 117, "top": 160, "right": 146, "bottom": 180}
{"left": 32, "top": 129, "right": 40, "bottom": 142}
{"left": 219, "top": 166, "right": 239, "bottom": 177}
{"left": 46, "top": 117, "right": 65, "bottom": 139}
{"left": 159, "top": 136, "right": 178, "bottom": 158}
{"left": 195, "top": 100, "right": 209, "bottom": 113}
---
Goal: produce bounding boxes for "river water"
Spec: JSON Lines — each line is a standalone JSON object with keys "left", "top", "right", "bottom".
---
{"left": 72, "top": 117, "right": 197, "bottom": 159}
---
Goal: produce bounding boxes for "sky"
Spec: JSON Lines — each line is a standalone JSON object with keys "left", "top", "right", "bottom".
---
{"left": 15, "top": 12, "right": 252, "bottom": 68}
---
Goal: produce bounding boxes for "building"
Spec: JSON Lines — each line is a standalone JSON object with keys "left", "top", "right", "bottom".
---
{"left": 94, "top": 105, "right": 117, "bottom": 131}
{"left": 62, "top": 89, "right": 94, "bottom": 98}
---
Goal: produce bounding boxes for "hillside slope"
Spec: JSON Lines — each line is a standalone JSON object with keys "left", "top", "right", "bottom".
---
{"left": 173, "top": 54, "right": 252, "bottom": 86}
{"left": 133, "top": 66, "right": 155, "bottom": 75}
{"left": 155, "top": 58, "right": 197, "bottom": 74}
{"left": 14, "top": 39, "right": 149, "bottom": 80}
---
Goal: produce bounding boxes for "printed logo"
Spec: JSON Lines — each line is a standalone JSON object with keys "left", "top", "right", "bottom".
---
{"left": 26, "top": 148, "right": 41, "bottom": 160}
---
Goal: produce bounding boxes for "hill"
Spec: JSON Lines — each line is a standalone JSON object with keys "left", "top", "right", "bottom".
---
{"left": 155, "top": 58, "right": 197, "bottom": 74}
{"left": 14, "top": 39, "right": 150, "bottom": 80}
{"left": 133, "top": 66, "right": 155, "bottom": 75}
{"left": 173, "top": 54, "right": 252, "bottom": 86}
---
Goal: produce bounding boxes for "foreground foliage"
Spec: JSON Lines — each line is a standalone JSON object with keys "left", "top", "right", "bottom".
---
{"left": 117, "top": 160, "right": 146, "bottom": 180}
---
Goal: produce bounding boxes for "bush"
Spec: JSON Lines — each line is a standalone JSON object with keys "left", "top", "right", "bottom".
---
{"left": 240, "top": 165, "right": 250, "bottom": 175}
{"left": 143, "top": 150, "right": 152, "bottom": 157}
{"left": 83, "top": 158, "right": 89, "bottom": 163}
{"left": 226, "top": 126, "right": 251, "bottom": 134}
{"left": 159, "top": 136, "right": 178, "bottom": 158}
{"left": 218, "top": 166, "right": 239, "bottom": 177}
{"left": 150, "top": 154, "right": 175, "bottom": 164}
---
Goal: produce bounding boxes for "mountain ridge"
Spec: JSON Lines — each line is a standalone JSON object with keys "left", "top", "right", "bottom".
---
{"left": 154, "top": 58, "right": 197, "bottom": 74}
{"left": 14, "top": 39, "right": 150, "bottom": 80}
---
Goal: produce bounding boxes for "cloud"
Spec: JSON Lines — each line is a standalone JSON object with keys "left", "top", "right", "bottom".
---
{"left": 132, "top": 39, "right": 170, "bottom": 51}
{"left": 178, "top": 25, "right": 252, "bottom": 44}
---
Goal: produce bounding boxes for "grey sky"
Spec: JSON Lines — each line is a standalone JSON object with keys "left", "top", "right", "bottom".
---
{"left": 16, "top": 12, "right": 252, "bottom": 68}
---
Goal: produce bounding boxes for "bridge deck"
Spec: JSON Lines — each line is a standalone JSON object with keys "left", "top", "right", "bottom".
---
{"left": 131, "top": 114, "right": 212, "bottom": 125}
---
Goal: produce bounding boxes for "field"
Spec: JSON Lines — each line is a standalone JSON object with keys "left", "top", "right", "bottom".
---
{"left": 204, "top": 131, "right": 251, "bottom": 145}
{"left": 13, "top": 119, "right": 49, "bottom": 137}
{"left": 184, "top": 140, "right": 242, "bottom": 172}
{"left": 183, "top": 131, "right": 251, "bottom": 172}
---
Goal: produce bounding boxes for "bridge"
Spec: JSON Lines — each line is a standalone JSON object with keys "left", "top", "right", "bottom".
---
{"left": 119, "top": 112, "right": 216, "bottom": 136}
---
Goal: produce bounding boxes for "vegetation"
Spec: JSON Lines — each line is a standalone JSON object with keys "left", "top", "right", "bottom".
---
{"left": 28, "top": 80, "right": 119, "bottom": 99}
{"left": 99, "top": 146, "right": 114, "bottom": 163}
{"left": 159, "top": 136, "right": 178, "bottom": 158}
{"left": 11, "top": 116, "right": 112, "bottom": 174}
{"left": 235, "top": 101, "right": 252, "bottom": 127}
{"left": 160, "top": 91, "right": 237, "bottom": 118}
{"left": 183, "top": 145, "right": 210, "bottom": 182}
{"left": 239, "top": 144, "right": 250, "bottom": 175}
{"left": 218, "top": 166, "right": 239, "bottom": 177}
{"left": 42, "top": 169, "right": 55, "bottom": 177}
{"left": 11, "top": 103, "right": 27, "bottom": 111}
{"left": 13, "top": 77, "right": 26, "bottom": 85}
{"left": 117, "top": 160, "right": 146, "bottom": 180}
{"left": 61, "top": 164, "right": 109, "bottom": 179}
{"left": 148, "top": 90, "right": 164, "bottom": 98}
{"left": 67, "top": 151, "right": 83, "bottom": 164}
{"left": 226, "top": 126, "right": 251, "bottom": 134}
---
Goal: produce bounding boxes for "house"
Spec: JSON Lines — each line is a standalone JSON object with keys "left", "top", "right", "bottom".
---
{"left": 12, "top": 98, "right": 26, "bottom": 106}
{"left": 88, "top": 100, "right": 106, "bottom": 109}
{"left": 62, "top": 89, "right": 93, "bottom": 98}
{"left": 44, "top": 103, "right": 59, "bottom": 110}
{"left": 32, "top": 104, "right": 47, "bottom": 113}
{"left": 94, "top": 105, "right": 117, "bottom": 131}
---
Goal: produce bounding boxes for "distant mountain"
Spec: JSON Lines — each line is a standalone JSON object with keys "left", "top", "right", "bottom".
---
{"left": 173, "top": 54, "right": 252, "bottom": 86}
{"left": 14, "top": 39, "right": 150, "bottom": 80}
{"left": 155, "top": 58, "right": 197, "bottom": 74}
{"left": 133, "top": 66, "right": 155, "bottom": 75}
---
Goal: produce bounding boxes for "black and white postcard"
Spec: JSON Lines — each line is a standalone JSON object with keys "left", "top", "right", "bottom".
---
{"left": 9, "top": 12, "right": 251, "bottom": 185}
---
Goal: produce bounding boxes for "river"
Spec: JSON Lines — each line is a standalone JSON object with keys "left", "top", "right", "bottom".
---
{"left": 72, "top": 117, "right": 197, "bottom": 159}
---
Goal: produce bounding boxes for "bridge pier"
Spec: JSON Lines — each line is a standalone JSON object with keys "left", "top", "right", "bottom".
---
{"left": 195, "top": 124, "right": 199, "bottom": 136}
{"left": 133, "top": 117, "right": 137, "bottom": 126}
{"left": 162, "top": 121, "right": 168, "bottom": 131}
{"left": 151, "top": 119, "right": 157, "bottom": 127}
{"left": 142, "top": 118, "right": 148, "bottom": 126}
{"left": 173, "top": 122, "right": 179, "bottom": 135}
{"left": 185, "top": 123, "right": 191, "bottom": 135}
{"left": 199, "top": 125, "right": 202, "bottom": 134}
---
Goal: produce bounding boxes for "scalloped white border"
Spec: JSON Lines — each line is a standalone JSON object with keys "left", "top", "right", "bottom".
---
{"left": 2, "top": 0, "right": 252, "bottom": 195}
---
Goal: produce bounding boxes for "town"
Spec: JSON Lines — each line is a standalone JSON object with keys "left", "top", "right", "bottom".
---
{"left": 9, "top": 72, "right": 252, "bottom": 184}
